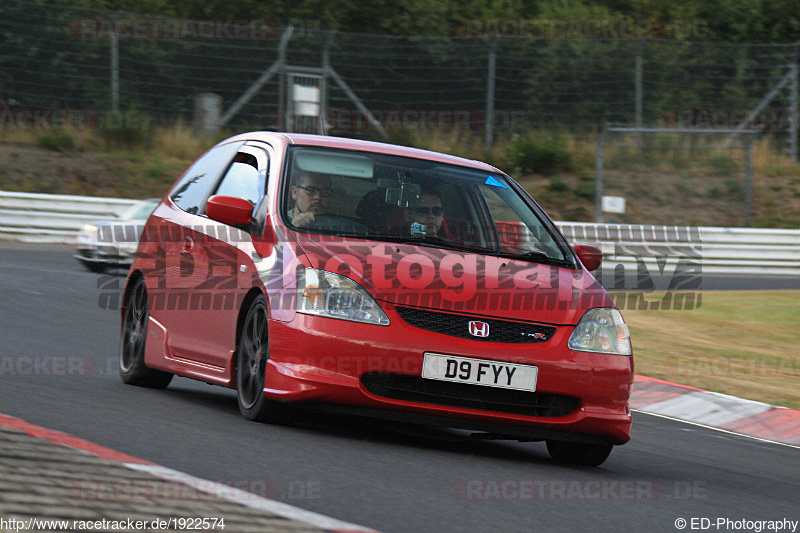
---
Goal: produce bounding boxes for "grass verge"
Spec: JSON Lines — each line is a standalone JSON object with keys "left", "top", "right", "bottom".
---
{"left": 1, "top": 125, "right": 799, "bottom": 227}
{"left": 621, "top": 290, "right": 800, "bottom": 410}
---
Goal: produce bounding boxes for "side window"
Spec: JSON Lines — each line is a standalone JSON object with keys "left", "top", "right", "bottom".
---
{"left": 480, "top": 184, "right": 564, "bottom": 258}
{"left": 171, "top": 141, "right": 244, "bottom": 214}
{"left": 213, "top": 152, "right": 265, "bottom": 206}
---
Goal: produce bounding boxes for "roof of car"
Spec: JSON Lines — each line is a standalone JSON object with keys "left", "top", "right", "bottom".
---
{"left": 220, "top": 131, "right": 502, "bottom": 173}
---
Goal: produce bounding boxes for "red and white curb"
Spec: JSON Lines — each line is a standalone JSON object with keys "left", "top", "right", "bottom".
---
{"left": 0, "top": 413, "right": 378, "bottom": 533}
{"left": 630, "top": 375, "right": 800, "bottom": 447}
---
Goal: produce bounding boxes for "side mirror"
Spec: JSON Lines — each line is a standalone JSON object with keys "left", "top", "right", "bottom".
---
{"left": 574, "top": 244, "right": 603, "bottom": 272}
{"left": 206, "top": 195, "right": 254, "bottom": 227}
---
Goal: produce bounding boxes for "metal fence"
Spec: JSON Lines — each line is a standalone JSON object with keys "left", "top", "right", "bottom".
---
{"left": 1, "top": 0, "right": 798, "bottom": 156}
{"left": 594, "top": 125, "right": 761, "bottom": 226}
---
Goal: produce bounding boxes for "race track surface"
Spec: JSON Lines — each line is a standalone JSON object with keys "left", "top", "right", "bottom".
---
{"left": 0, "top": 243, "right": 797, "bottom": 533}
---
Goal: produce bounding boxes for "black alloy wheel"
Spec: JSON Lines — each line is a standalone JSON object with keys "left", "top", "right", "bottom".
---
{"left": 119, "top": 277, "right": 173, "bottom": 388}
{"left": 236, "top": 295, "right": 294, "bottom": 424}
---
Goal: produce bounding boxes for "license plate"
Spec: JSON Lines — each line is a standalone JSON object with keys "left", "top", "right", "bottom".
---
{"left": 422, "top": 353, "right": 538, "bottom": 392}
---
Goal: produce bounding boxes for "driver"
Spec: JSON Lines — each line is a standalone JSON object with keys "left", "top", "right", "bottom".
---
{"left": 289, "top": 171, "right": 332, "bottom": 228}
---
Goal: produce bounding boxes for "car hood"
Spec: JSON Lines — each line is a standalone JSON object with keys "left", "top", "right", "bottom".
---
{"left": 294, "top": 237, "right": 612, "bottom": 325}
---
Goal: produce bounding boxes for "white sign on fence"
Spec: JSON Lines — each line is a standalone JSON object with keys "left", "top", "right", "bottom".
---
{"left": 293, "top": 85, "right": 320, "bottom": 117}
{"left": 602, "top": 195, "right": 626, "bottom": 214}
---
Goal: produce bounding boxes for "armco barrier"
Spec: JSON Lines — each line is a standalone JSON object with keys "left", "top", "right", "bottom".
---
{"left": 559, "top": 222, "right": 800, "bottom": 276}
{"left": 0, "top": 191, "right": 137, "bottom": 243}
{"left": 1, "top": 191, "right": 798, "bottom": 276}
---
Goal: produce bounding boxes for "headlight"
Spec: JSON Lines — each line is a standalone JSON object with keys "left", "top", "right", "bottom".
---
{"left": 297, "top": 267, "right": 390, "bottom": 326}
{"left": 568, "top": 308, "right": 632, "bottom": 355}
{"left": 82, "top": 224, "right": 98, "bottom": 233}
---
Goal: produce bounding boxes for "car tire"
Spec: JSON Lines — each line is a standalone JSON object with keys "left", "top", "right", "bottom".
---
{"left": 235, "top": 295, "right": 294, "bottom": 424}
{"left": 546, "top": 439, "right": 613, "bottom": 467}
{"left": 119, "top": 277, "right": 173, "bottom": 389}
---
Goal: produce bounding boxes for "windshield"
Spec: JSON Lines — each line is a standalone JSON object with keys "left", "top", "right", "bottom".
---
{"left": 283, "top": 147, "right": 572, "bottom": 266}
{"left": 119, "top": 199, "right": 159, "bottom": 221}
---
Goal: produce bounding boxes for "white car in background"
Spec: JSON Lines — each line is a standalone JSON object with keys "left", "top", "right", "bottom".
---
{"left": 74, "top": 199, "right": 159, "bottom": 272}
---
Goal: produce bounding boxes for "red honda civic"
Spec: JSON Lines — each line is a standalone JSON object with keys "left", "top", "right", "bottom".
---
{"left": 120, "top": 132, "right": 633, "bottom": 466}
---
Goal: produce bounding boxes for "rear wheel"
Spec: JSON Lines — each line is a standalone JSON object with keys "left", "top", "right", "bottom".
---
{"left": 546, "top": 440, "right": 613, "bottom": 467}
{"left": 235, "top": 295, "right": 294, "bottom": 424}
{"left": 119, "top": 277, "right": 173, "bottom": 388}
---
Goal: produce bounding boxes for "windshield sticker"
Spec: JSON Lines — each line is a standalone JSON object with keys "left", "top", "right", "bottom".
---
{"left": 484, "top": 176, "right": 508, "bottom": 188}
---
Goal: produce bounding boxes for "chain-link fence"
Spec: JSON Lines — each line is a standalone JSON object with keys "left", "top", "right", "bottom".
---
{"left": 594, "top": 125, "right": 762, "bottom": 227}
{"left": 1, "top": 0, "right": 798, "bottom": 157}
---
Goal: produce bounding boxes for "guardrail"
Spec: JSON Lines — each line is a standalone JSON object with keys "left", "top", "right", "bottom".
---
{"left": 0, "top": 191, "right": 138, "bottom": 243}
{"left": 1, "top": 191, "right": 798, "bottom": 276}
{"left": 559, "top": 222, "right": 800, "bottom": 276}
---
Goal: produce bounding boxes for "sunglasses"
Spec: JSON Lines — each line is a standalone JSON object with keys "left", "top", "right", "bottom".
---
{"left": 411, "top": 206, "right": 444, "bottom": 216}
{"left": 296, "top": 185, "right": 333, "bottom": 197}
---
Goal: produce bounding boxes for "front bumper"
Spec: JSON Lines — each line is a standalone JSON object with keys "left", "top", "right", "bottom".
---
{"left": 75, "top": 248, "right": 134, "bottom": 266}
{"left": 265, "top": 306, "right": 633, "bottom": 445}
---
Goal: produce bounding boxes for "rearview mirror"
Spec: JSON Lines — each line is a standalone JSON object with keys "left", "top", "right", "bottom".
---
{"left": 385, "top": 185, "right": 421, "bottom": 207}
{"left": 379, "top": 173, "right": 421, "bottom": 207}
{"left": 206, "top": 195, "right": 254, "bottom": 227}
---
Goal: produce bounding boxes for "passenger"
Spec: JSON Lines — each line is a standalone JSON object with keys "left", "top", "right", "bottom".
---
{"left": 403, "top": 189, "right": 444, "bottom": 237}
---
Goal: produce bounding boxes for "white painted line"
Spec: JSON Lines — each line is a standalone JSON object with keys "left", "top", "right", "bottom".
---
{"left": 126, "top": 462, "right": 379, "bottom": 533}
{"left": 633, "top": 410, "right": 800, "bottom": 450}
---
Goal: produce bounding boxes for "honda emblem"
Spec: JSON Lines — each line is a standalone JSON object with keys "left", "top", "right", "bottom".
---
{"left": 468, "top": 320, "right": 490, "bottom": 338}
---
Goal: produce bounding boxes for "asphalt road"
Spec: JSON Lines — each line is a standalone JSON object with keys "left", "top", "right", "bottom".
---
{"left": 0, "top": 243, "right": 798, "bottom": 533}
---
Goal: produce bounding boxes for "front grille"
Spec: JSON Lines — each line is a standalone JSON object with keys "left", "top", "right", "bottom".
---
{"left": 361, "top": 373, "right": 579, "bottom": 417}
{"left": 395, "top": 306, "right": 556, "bottom": 343}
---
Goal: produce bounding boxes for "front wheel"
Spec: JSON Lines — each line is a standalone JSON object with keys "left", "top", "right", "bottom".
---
{"left": 235, "top": 295, "right": 294, "bottom": 424}
{"left": 546, "top": 440, "right": 613, "bottom": 467}
{"left": 119, "top": 277, "right": 173, "bottom": 388}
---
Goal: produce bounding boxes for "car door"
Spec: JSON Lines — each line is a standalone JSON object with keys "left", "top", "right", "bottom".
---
{"left": 170, "top": 143, "right": 271, "bottom": 369}
{"left": 148, "top": 141, "right": 244, "bottom": 363}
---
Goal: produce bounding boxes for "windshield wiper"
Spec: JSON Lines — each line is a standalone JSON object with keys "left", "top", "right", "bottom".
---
{"left": 490, "top": 249, "right": 573, "bottom": 266}
{"left": 323, "top": 232, "right": 572, "bottom": 266}
{"left": 375, "top": 234, "right": 493, "bottom": 253}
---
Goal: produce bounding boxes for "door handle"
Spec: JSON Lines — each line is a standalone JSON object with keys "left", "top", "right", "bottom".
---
{"left": 183, "top": 236, "right": 194, "bottom": 252}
